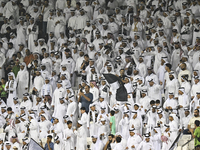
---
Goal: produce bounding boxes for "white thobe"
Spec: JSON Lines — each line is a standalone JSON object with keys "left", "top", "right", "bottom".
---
{"left": 27, "top": 24, "right": 38, "bottom": 52}
{"left": 5, "top": 80, "right": 17, "bottom": 107}
{"left": 16, "top": 69, "right": 29, "bottom": 97}
{"left": 137, "top": 141, "right": 154, "bottom": 150}
{"left": 74, "top": 126, "right": 87, "bottom": 150}
{"left": 38, "top": 120, "right": 52, "bottom": 139}
{"left": 54, "top": 16, "right": 66, "bottom": 39}
{"left": 20, "top": 99, "right": 32, "bottom": 110}
{"left": 16, "top": 24, "right": 27, "bottom": 46}
{"left": 75, "top": 15, "right": 89, "bottom": 30}
{"left": 0, "top": 52, "right": 5, "bottom": 79}
{"left": 66, "top": 101, "right": 78, "bottom": 127}
{"left": 129, "top": 118, "right": 141, "bottom": 134}
{"left": 64, "top": 127, "right": 75, "bottom": 150}
{"left": 29, "top": 118, "right": 39, "bottom": 142}
{"left": 51, "top": 87, "right": 66, "bottom": 109}
{"left": 148, "top": 84, "right": 162, "bottom": 100}
{"left": 127, "top": 134, "right": 142, "bottom": 150}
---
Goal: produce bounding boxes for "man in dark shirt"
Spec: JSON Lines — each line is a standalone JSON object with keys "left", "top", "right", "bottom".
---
{"left": 44, "top": 135, "right": 54, "bottom": 150}
{"left": 118, "top": 69, "right": 127, "bottom": 83}
{"left": 103, "top": 134, "right": 114, "bottom": 150}
{"left": 78, "top": 85, "right": 93, "bottom": 113}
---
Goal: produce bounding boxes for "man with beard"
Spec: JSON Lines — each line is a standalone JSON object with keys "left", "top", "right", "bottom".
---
{"left": 103, "top": 134, "right": 114, "bottom": 150}
{"left": 165, "top": 72, "right": 179, "bottom": 99}
{"left": 90, "top": 135, "right": 104, "bottom": 150}
{"left": 178, "top": 62, "right": 192, "bottom": 85}
{"left": 188, "top": 109, "right": 200, "bottom": 134}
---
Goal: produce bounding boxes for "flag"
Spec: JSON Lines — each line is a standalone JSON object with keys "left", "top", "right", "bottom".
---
{"left": 103, "top": 74, "right": 127, "bottom": 101}
{"left": 28, "top": 138, "right": 44, "bottom": 150}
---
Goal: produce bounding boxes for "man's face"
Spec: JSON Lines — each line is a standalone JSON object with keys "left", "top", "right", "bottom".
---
{"left": 92, "top": 138, "right": 97, "bottom": 143}
{"left": 157, "top": 47, "right": 162, "bottom": 52}
{"left": 101, "top": 81, "right": 106, "bottom": 86}
{"left": 85, "top": 86, "right": 89, "bottom": 93}
{"left": 180, "top": 64, "right": 186, "bottom": 70}
{"left": 195, "top": 78, "right": 200, "bottom": 84}
{"left": 101, "top": 109, "right": 105, "bottom": 114}
{"left": 19, "top": 20, "right": 24, "bottom": 25}
{"left": 8, "top": 75, "right": 13, "bottom": 80}
{"left": 23, "top": 96, "right": 28, "bottom": 101}
{"left": 45, "top": 53, "right": 49, "bottom": 58}
{"left": 44, "top": 0, "right": 48, "bottom": 5}
{"left": 107, "top": 66, "right": 111, "bottom": 72}
{"left": 20, "top": 65, "right": 24, "bottom": 70}
{"left": 90, "top": 106, "right": 95, "bottom": 111}
{"left": 197, "top": 94, "right": 200, "bottom": 99}
{"left": 194, "top": 110, "right": 199, "bottom": 117}
{"left": 6, "top": 145, "right": 11, "bottom": 149}
{"left": 158, "top": 113, "right": 162, "bottom": 118}
{"left": 145, "top": 138, "right": 150, "bottom": 142}
{"left": 54, "top": 118, "right": 59, "bottom": 124}
{"left": 103, "top": 25, "right": 108, "bottom": 30}
{"left": 120, "top": 69, "right": 124, "bottom": 75}
{"left": 47, "top": 137, "right": 51, "bottom": 143}
{"left": 67, "top": 123, "right": 72, "bottom": 129}
{"left": 178, "top": 90, "right": 183, "bottom": 95}
{"left": 169, "top": 116, "right": 173, "bottom": 121}
{"left": 57, "top": 83, "right": 62, "bottom": 88}
{"left": 81, "top": 109, "right": 85, "bottom": 114}
{"left": 141, "top": 93, "right": 146, "bottom": 98}
{"left": 108, "top": 136, "right": 112, "bottom": 141}
{"left": 129, "top": 131, "right": 135, "bottom": 136}
{"left": 185, "top": 111, "right": 189, "bottom": 116}
{"left": 26, "top": 49, "right": 30, "bottom": 55}
{"left": 7, "top": 110, "right": 12, "bottom": 114}
{"left": 169, "top": 95, "right": 174, "bottom": 99}
{"left": 149, "top": 81, "right": 154, "bottom": 86}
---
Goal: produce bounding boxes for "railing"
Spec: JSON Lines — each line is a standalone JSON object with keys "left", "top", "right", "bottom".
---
{"left": 181, "top": 138, "right": 194, "bottom": 148}
{"left": 169, "top": 131, "right": 182, "bottom": 150}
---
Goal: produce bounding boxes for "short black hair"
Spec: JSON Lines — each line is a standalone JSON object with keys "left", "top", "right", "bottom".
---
{"left": 17, "top": 52, "right": 21, "bottom": 55}
{"left": 7, "top": 107, "right": 12, "bottom": 111}
{"left": 84, "top": 54, "right": 89, "bottom": 58}
{"left": 1, "top": 77, "right": 6, "bottom": 81}
{"left": 42, "top": 48, "right": 46, "bottom": 51}
{"left": 67, "top": 120, "right": 72, "bottom": 124}
{"left": 116, "top": 136, "right": 121, "bottom": 143}
{"left": 34, "top": 60, "right": 38, "bottom": 63}
{"left": 81, "top": 107, "right": 86, "bottom": 111}
{"left": 12, "top": 54, "right": 17, "bottom": 57}
{"left": 195, "top": 120, "right": 200, "bottom": 126}
{"left": 110, "top": 110, "right": 115, "bottom": 116}
{"left": 76, "top": 2, "right": 81, "bottom": 6}
{"left": 150, "top": 100, "right": 155, "bottom": 105}
{"left": 165, "top": 63, "right": 172, "bottom": 70}
{"left": 195, "top": 109, "right": 199, "bottom": 113}
{"left": 108, "top": 134, "right": 114, "bottom": 138}
{"left": 156, "top": 100, "right": 160, "bottom": 103}
{"left": 47, "top": 135, "right": 52, "bottom": 139}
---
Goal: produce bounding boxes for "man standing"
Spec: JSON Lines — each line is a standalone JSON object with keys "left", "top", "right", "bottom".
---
{"left": 78, "top": 85, "right": 93, "bottom": 113}
{"left": 43, "top": 135, "right": 54, "bottom": 150}
{"left": 74, "top": 120, "right": 87, "bottom": 150}
{"left": 51, "top": 80, "right": 65, "bottom": 111}
{"left": 16, "top": 62, "right": 29, "bottom": 100}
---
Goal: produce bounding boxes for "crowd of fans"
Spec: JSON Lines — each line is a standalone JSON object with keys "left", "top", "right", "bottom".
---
{"left": 0, "top": 0, "right": 200, "bottom": 149}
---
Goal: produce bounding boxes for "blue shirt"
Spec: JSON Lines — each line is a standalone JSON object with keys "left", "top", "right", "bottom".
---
{"left": 44, "top": 142, "right": 54, "bottom": 150}
{"left": 81, "top": 92, "right": 93, "bottom": 112}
